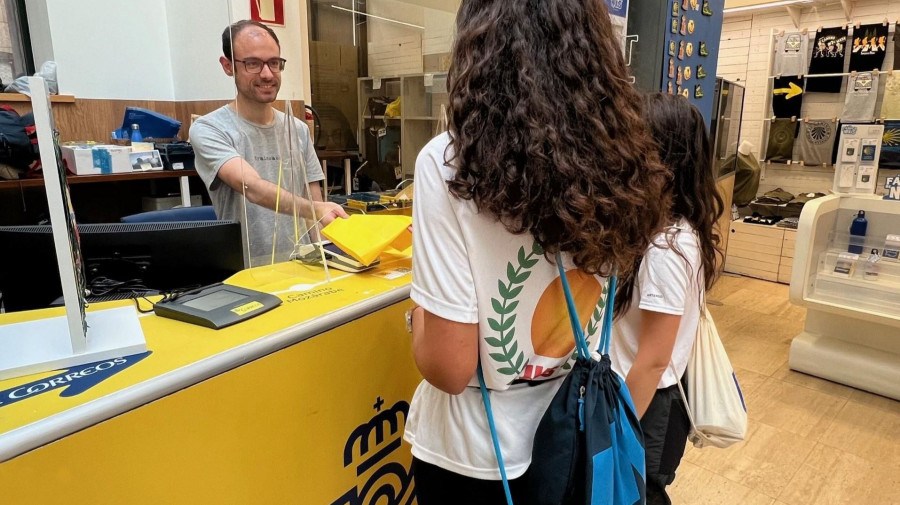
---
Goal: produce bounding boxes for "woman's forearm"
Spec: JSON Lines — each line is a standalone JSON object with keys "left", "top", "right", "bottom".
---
{"left": 626, "top": 363, "right": 667, "bottom": 418}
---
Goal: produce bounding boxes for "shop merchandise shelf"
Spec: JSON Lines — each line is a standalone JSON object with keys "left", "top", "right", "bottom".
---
{"left": 790, "top": 194, "right": 900, "bottom": 401}
{"left": 810, "top": 250, "right": 900, "bottom": 319}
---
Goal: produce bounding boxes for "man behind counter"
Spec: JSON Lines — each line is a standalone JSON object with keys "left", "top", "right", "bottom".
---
{"left": 190, "top": 20, "right": 348, "bottom": 262}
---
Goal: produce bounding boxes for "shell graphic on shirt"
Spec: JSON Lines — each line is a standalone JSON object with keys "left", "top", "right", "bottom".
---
{"left": 486, "top": 241, "right": 605, "bottom": 383}
{"left": 805, "top": 121, "right": 833, "bottom": 145}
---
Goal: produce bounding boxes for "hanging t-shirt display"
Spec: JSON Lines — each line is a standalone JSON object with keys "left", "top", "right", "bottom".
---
{"left": 848, "top": 23, "right": 888, "bottom": 72}
{"left": 773, "top": 31, "right": 809, "bottom": 76}
{"left": 881, "top": 120, "right": 900, "bottom": 169}
{"left": 882, "top": 74, "right": 900, "bottom": 119}
{"left": 795, "top": 119, "right": 838, "bottom": 166}
{"left": 765, "top": 118, "right": 798, "bottom": 162}
{"left": 772, "top": 75, "right": 804, "bottom": 118}
{"left": 842, "top": 71, "right": 879, "bottom": 122}
{"left": 807, "top": 27, "right": 848, "bottom": 93}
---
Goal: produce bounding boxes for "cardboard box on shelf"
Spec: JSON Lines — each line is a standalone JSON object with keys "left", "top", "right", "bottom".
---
{"left": 142, "top": 195, "right": 203, "bottom": 211}
{"left": 60, "top": 145, "right": 132, "bottom": 175}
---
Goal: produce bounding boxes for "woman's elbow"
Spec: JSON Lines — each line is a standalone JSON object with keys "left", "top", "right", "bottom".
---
{"left": 633, "top": 356, "right": 670, "bottom": 377}
{"left": 417, "top": 361, "right": 474, "bottom": 395}
{"left": 428, "top": 375, "right": 470, "bottom": 395}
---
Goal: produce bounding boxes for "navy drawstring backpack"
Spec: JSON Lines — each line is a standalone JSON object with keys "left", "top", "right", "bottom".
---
{"left": 477, "top": 253, "right": 646, "bottom": 505}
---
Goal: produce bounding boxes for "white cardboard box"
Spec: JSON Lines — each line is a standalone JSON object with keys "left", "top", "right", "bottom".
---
{"left": 60, "top": 145, "right": 132, "bottom": 175}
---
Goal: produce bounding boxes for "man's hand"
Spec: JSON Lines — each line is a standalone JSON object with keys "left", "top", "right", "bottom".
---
{"left": 315, "top": 201, "right": 350, "bottom": 226}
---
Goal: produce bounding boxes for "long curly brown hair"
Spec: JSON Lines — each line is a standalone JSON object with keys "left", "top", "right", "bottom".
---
{"left": 615, "top": 93, "right": 725, "bottom": 315}
{"left": 445, "top": 0, "right": 670, "bottom": 281}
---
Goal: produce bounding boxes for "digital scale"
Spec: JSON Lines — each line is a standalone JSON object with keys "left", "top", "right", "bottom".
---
{"left": 153, "top": 284, "right": 282, "bottom": 329}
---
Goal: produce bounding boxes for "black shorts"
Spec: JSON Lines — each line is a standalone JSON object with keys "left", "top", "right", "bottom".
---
{"left": 641, "top": 382, "right": 691, "bottom": 489}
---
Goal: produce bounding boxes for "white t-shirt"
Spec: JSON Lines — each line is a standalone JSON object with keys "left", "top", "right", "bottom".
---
{"left": 610, "top": 222, "right": 702, "bottom": 389}
{"left": 404, "top": 133, "right": 609, "bottom": 480}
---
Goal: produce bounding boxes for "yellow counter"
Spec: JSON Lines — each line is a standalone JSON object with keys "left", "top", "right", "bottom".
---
{"left": 0, "top": 257, "right": 419, "bottom": 504}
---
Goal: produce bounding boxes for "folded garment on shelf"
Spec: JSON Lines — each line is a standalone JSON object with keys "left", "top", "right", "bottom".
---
{"left": 755, "top": 188, "right": 795, "bottom": 204}
{"left": 776, "top": 217, "right": 800, "bottom": 229}
{"left": 742, "top": 213, "right": 783, "bottom": 226}
{"left": 787, "top": 192, "right": 827, "bottom": 207}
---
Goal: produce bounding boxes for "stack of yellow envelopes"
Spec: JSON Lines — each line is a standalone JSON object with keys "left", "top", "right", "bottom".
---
{"left": 321, "top": 215, "right": 412, "bottom": 266}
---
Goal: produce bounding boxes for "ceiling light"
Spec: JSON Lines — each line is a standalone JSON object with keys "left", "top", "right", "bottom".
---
{"left": 331, "top": 5, "right": 424, "bottom": 30}
{"left": 723, "top": 0, "right": 813, "bottom": 14}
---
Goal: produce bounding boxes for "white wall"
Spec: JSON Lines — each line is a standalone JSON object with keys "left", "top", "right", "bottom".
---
{"left": 718, "top": 0, "right": 900, "bottom": 195}
{"left": 30, "top": 0, "right": 302, "bottom": 102}
{"left": 46, "top": 0, "right": 176, "bottom": 100}
{"left": 165, "top": 0, "right": 233, "bottom": 101}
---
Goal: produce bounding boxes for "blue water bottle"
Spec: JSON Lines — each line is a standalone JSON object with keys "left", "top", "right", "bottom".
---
{"left": 848, "top": 210, "right": 868, "bottom": 254}
{"left": 130, "top": 123, "right": 143, "bottom": 143}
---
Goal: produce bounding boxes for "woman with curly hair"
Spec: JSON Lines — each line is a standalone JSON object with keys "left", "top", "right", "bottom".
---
{"left": 611, "top": 93, "right": 725, "bottom": 505}
{"left": 402, "top": 0, "right": 671, "bottom": 503}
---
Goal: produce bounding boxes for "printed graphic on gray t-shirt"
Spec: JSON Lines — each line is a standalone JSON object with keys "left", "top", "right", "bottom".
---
{"left": 795, "top": 119, "right": 837, "bottom": 166}
{"left": 189, "top": 105, "right": 325, "bottom": 265}
{"left": 842, "top": 72, "right": 879, "bottom": 122}
{"left": 774, "top": 31, "right": 809, "bottom": 76}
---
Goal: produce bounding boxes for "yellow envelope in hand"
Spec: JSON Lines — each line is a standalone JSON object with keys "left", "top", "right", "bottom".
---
{"left": 322, "top": 215, "right": 413, "bottom": 266}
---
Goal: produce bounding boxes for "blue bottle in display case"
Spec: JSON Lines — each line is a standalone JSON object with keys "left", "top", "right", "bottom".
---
{"left": 848, "top": 210, "right": 868, "bottom": 254}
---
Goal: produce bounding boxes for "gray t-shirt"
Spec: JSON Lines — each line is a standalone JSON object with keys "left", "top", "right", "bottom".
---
{"left": 795, "top": 119, "right": 837, "bottom": 166}
{"left": 842, "top": 72, "right": 879, "bottom": 122}
{"left": 189, "top": 105, "right": 325, "bottom": 265}
{"left": 774, "top": 31, "right": 809, "bottom": 76}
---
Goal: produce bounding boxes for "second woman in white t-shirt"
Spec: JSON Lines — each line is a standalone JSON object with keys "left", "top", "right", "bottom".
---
{"left": 611, "top": 93, "right": 725, "bottom": 505}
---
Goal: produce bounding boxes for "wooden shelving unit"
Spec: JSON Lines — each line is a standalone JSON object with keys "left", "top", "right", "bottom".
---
{"left": 0, "top": 93, "right": 75, "bottom": 103}
{"left": 358, "top": 73, "right": 448, "bottom": 179}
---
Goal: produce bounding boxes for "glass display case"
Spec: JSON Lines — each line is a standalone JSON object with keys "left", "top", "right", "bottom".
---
{"left": 711, "top": 78, "right": 745, "bottom": 178}
{"left": 789, "top": 194, "right": 900, "bottom": 400}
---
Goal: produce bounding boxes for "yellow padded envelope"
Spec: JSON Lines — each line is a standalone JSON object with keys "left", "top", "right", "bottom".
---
{"left": 322, "top": 215, "right": 412, "bottom": 266}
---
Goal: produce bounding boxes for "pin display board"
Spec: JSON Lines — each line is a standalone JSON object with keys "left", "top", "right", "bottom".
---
{"left": 833, "top": 123, "right": 885, "bottom": 194}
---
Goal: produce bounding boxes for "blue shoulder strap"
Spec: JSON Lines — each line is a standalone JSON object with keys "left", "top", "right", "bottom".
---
{"left": 476, "top": 362, "right": 515, "bottom": 505}
{"left": 557, "top": 253, "right": 617, "bottom": 357}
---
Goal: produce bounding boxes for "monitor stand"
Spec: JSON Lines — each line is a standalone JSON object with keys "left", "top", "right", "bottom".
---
{"left": 0, "top": 306, "right": 147, "bottom": 381}
{"left": 0, "top": 76, "right": 147, "bottom": 382}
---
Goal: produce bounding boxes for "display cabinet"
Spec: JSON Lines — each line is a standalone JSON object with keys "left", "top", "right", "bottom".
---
{"left": 789, "top": 194, "right": 900, "bottom": 400}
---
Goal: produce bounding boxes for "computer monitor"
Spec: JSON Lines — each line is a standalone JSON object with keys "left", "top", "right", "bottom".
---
{"left": 0, "top": 221, "right": 244, "bottom": 312}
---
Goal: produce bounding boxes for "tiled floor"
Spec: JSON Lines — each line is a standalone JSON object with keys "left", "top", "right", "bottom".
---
{"left": 668, "top": 274, "right": 900, "bottom": 505}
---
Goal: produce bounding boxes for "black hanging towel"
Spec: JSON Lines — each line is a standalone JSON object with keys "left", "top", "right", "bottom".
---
{"left": 807, "top": 27, "right": 848, "bottom": 93}
{"left": 848, "top": 23, "right": 887, "bottom": 72}
{"left": 772, "top": 75, "right": 804, "bottom": 118}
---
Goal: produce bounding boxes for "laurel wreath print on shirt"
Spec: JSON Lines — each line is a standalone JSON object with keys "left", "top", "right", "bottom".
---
{"left": 486, "top": 241, "right": 544, "bottom": 377}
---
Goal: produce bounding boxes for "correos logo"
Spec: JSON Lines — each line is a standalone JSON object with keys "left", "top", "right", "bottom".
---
{"left": 0, "top": 351, "right": 151, "bottom": 408}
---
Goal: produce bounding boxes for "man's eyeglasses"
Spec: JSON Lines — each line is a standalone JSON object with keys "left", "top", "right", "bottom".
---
{"left": 233, "top": 58, "right": 287, "bottom": 74}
